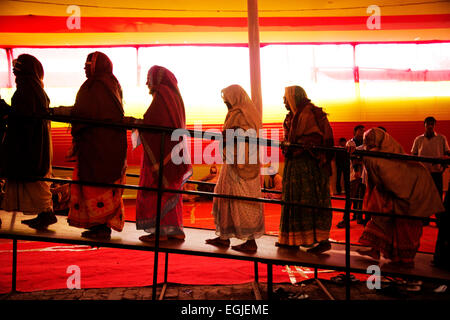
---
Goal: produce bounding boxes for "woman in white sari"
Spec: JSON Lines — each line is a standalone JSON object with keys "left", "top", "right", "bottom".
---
{"left": 205, "top": 85, "right": 264, "bottom": 253}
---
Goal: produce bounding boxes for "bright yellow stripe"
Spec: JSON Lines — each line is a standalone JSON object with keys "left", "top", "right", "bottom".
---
{"left": 1, "top": 28, "right": 449, "bottom": 47}
{"left": 0, "top": 32, "right": 251, "bottom": 46}
{"left": 1, "top": 86, "right": 449, "bottom": 125}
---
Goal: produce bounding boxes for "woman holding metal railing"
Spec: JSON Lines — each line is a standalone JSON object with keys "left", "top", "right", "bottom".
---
{"left": 356, "top": 127, "right": 445, "bottom": 268}
{"left": 277, "top": 85, "right": 334, "bottom": 254}
{"left": 0, "top": 54, "right": 56, "bottom": 230}
{"left": 206, "top": 84, "right": 264, "bottom": 253}
{"left": 51, "top": 51, "right": 128, "bottom": 240}
{"left": 126, "top": 65, "right": 192, "bottom": 243}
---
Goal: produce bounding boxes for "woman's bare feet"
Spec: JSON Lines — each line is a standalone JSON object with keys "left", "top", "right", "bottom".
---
{"left": 168, "top": 233, "right": 186, "bottom": 241}
{"left": 232, "top": 240, "right": 257, "bottom": 253}
{"left": 81, "top": 225, "right": 111, "bottom": 240}
{"left": 307, "top": 240, "right": 331, "bottom": 254}
{"left": 205, "top": 237, "right": 230, "bottom": 248}
{"left": 139, "top": 234, "right": 168, "bottom": 243}
{"left": 356, "top": 248, "right": 380, "bottom": 260}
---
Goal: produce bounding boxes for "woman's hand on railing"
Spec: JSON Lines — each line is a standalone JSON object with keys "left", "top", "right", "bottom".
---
{"left": 123, "top": 116, "right": 137, "bottom": 125}
{"left": 50, "top": 106, "right": 73, "bottom": 117}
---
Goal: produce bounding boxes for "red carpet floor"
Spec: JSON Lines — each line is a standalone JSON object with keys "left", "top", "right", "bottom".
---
{"left": 0, "top": 199, "right": 438, "bottom": 293}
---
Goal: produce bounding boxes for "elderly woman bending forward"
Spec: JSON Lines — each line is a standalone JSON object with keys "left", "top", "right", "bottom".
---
{"left": 356, "top": 127, "right": 444, "bottom": 268}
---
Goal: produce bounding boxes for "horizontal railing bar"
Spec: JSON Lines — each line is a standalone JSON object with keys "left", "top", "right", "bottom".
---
{"left": 52, "top": 165, "right": 283, "bottom": 195}
{"left": 9, "top": 175, "right": 440, "bottom": 222}
{"left": 9, "top": 113, "right": 450, "bottom": 165}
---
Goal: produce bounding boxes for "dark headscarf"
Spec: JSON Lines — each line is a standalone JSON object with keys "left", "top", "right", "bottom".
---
{"left": 283, "top": 85, "right": 334, "bottom": 174}
{"left": 71, "top": 51, "right": 127, "bottom": 183}
{"left": 0, "top": 54, "right": 51, "bottom": 178}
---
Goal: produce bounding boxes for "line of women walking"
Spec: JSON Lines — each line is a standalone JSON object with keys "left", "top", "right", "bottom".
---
{"left": 0, "top": 52, "right": 446, "bottom": 268}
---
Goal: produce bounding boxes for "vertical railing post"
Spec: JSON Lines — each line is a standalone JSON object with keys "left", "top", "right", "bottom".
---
{"left": 152, "top": 131, "right": 166, "bottom": 300}
{"left": 267, "top": 263, "right": 273, "bottom": 300}
{"left": 12, "top": 238, "right": 17, "bottom": 293}
{"left": 343, "top": 150, "right": 352, "bottom": 301}
{"left": 164, "top": 252, "right": 169, "bottom": 284}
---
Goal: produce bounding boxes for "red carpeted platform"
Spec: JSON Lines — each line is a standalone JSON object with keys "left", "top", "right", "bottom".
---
{"left": 0, "top": 198, "right": 439, "bottom": 294}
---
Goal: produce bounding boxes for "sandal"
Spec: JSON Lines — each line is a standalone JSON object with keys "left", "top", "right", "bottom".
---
{"left": 205, "top": 237, "right": 230, "bottom": 248}
{"left": 331, "top": 274, "right": 359, "bottom": 285}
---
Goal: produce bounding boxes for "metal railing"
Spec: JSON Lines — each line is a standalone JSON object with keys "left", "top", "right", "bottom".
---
{"left": 1, "top": 112, "right": 448, "bottom": 300}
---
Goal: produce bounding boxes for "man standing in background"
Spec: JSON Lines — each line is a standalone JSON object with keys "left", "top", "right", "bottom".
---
{"left": 337, "top": 125, "right": 366, "bottom": 228}
{"left": 412, "top": 117, "right": 450, "bottom": 199}
{"left": 411, "top": 116, "right": 449, "bottom": 227}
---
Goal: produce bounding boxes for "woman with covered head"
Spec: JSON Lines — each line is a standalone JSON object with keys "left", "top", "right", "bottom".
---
{"left": 356, "top": 127, "right": 444, "bottom": 267}
{"left": 278, "top": 85, "right": 334, "bottom": 254}
{"left": 52, "top": 51, "right": 127, "bottom": 240}
{"left": 0, "top": 54, "right": 55, "bottom": 229}
{"left": 129, "top": 65, "right": 192, "bottom": 243}
{"left": 205, "top": 84, "right": 264, "bottom": 253}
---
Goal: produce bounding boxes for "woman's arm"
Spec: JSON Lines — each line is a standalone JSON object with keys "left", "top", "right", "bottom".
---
{"left": 50, "top": 106, "right": 73, "bottom": 116}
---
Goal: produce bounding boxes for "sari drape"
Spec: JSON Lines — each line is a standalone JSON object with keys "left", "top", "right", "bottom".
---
{"left": 359, "top": 128, "right": 445, "bottom": 263}
{"left": 0, "top": 54, "right": 53, "bottom": 214}
{"left": 279, "top": 86, "right": 333, "bottom": 246}
{"left": 136, "top": 66, "right": 192, "bottom": 235}
{"left": 67, "top": 51, "right": 127, "bottom": 231}
{"left": 212, "top": 84, "right": 264, "bottom": 241}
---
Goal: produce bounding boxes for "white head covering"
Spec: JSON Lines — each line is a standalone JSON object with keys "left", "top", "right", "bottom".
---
{"left": 284, "top": 85, "right": 309, "bottom": 114}
{"left": 363, "top": 127, "right": 405, "bottom": 154}
{"left": 221, "top": 84, "right": 262, "bottom": 131}
{"left": 221, "top": 84, "right": 261, "bottom": 180}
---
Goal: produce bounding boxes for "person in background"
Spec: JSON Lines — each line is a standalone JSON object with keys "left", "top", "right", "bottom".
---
{"left": 0, "top": 54, "right": 55, "bottom": 230}
{"left": 432, "top": 179, "right": 450, "bottom": 270}
{"left": 197, "top": 165, "right": 220, "bottom": 199}
{"left": 412, "top": 117, "right": 449, "bottom": 226}
{"left": 277, "top": 85, "right": 334, "bottom": 254}
{"left": 262, "top": 167, "right": 282, "bottom": 200}
{"left": 128, "top": 66, "right": 192, "bottom": 243}
{"left": 411, "top": 116, "right": 449, "bottom": 200}
{"left": 356, "top": 127, "right": 444, "bottom": 268}
{"left": 334, "top": 137, "right": 347, "bottom": 195}
{"left": 337, "top": 125, "right": 366, "bottom": 228}
{"left": 52, "top": 51, "right": 127, "bottom": 240}
{"left": 206, "top": 84, "right": 264, "bottom": 253}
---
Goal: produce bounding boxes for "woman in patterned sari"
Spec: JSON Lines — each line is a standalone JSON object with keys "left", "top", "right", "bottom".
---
{"left": 133, "top": 66, "right": 192, "bottom": 242}
{"left": 53, "top": 51, "right": 127, "bottom": 240}
{"left": 205, "top": 84, "right": 264, "bottom": 253}
{"left": 357, "top": 127, "right": 444, "bottom": 267}
{"left": 277, "top": 85, "right": 334, "bottom": 254}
